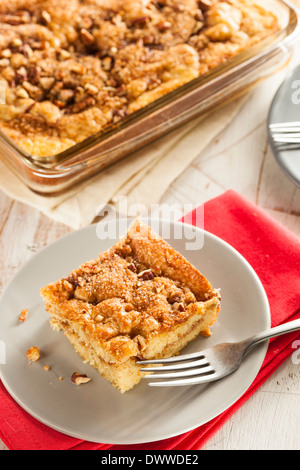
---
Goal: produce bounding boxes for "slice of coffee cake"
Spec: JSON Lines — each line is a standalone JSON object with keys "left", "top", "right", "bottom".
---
{"left": 40, "top": 219, "right": 221, "bottom": 392}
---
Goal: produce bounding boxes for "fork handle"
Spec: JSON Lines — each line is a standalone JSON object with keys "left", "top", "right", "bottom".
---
{"left": 246, "top": 318, "right": 300, "bottom": 353}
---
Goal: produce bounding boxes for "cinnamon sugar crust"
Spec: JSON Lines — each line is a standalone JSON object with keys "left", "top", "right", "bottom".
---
{"left": 0, "top": 0, "right": 279, "bottom": 157}
{"left": 41, "top": 219, "right": 221, "bottom": 392}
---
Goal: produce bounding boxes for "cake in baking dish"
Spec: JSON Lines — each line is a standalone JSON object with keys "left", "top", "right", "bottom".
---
{"left": 0, "top": 0, "right": 279, "bottom": 157}
{"left": 40, "top": 219, "right": 221, "bottom": 392}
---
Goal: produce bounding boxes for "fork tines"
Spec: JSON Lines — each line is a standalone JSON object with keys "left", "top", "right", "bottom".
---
{"left": 137, "top": 352, "right": 217, "bottom": 387}
{"left": 269, "top": 121, "right": 300, "bottom": 130}
{"left": 269, "top": 122, "right": 300, "bottom": 144}
{"left": 272, "top": 136, "right": 300, "bottom": 143}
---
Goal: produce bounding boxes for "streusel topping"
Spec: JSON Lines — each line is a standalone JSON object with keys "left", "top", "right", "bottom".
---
{"left": 51, "top": 249, "right": 201, "bottom": 341}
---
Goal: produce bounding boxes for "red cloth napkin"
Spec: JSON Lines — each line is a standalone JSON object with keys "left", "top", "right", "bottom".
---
{"left": 0, "top": 189, "right": 299, "bottom": 450}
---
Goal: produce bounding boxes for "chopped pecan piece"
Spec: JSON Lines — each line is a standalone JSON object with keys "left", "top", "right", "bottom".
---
{"left": 0, "top": 58, "right": 10, "bottom": 68}
{"left": 11, "top": 38, "right": 23, "bottom": 49}
{"left": 14, "top": 67, "right": 28, "bottom": 84}
{"left": 102, "top": 56, "right": 113, "bottom": 71}
{"left": 198, "top": 0, "right": 212, "bottom": 12}
{"left": 112, "top": 108, "right": 128, "bottom": 121}
{"left": 10, "top": 53, "right": 27, "bottom": 69}
{"left": 84, "top": 83, "right": 98, "bottom": 95}
{"left": 56, "top": 49, "right": 71, "bottom": 61}
{"left": 176, "top": 303, "right": 185, "bottom": 312}
{"left": 193, "top": 21, "right": 204, "bottom": 34}
{"left": 1, "top": 49, "right": 12, "bottom": 59}
{"left": 195, "top": 9, "right": 204, "bottom": 21}
{"left": 50, "top": 80, "right": 63, "bottom": 97}
{"left": 71, "top": 372, "right": 91, "bottom": 385}
{"left": 65, "top": 96, "right": 96, "bottom": 114}
{"left": 94, "top": 314, "right": 104, "bottom": 322}
{"left": 168, "top": 294, "right": 181, "bottom": 305}
{"left": 22, "top": 44, "right": 33, "bottom": 59}
{"left": 22, "top": 81, "right": 44, "bottom": 101}
{"left": 131, "top": 16, "right": 150, "bottom": 27}
{"left": 133, "top": 334, "right": 147, "bottom": 355}
{"left": 16, "top": 87, "right": 30, "bottom": 99}
{"left": 40, "top": 10, "right": 52, "bottom": 25}
{"left": 66, "top": 275, "right": 81, "bottom": 287}
{"left": 58, "top": 88, "right": 75, "bottom": 104}
{"left": 62, "top": 77, "right": 80, "bottom": 89}
{"left": 27, "top": 65, "right": 41, "bottom": 84}
{"left": 40, "top": 76, "right": 55, "bottom": 90}
{"left": 28, "top": 40, "right": 47, "bottom": 51}
{"left": 157, "top": 21, "right": 172, "bottom": 31}
{"left": 0, "top": 11, "right": 30, "bottom": 25}
{"left": 79, "top": 17, "right": 93, "bottom": 30}
{"left": 127, "top": 263, "right": 137, "bottom": 272}
{"left": 137, "top": 269, "right": 155, "bottom": 281}
{"left": 81, "top": 263, "right": 101, "bottom": 274}
{"left": 54, "top": 99, "right": 66, "bottom": 109}
{"left": 79, "top": 28, "right": 95, "bottom": 46}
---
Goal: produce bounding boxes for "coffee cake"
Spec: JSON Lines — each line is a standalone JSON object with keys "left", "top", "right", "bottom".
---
{"left": 40, "top": 219, "right": 221, "bottom": 392}
{"left": 0, "top": 0, "right": 279, "bottom": 157}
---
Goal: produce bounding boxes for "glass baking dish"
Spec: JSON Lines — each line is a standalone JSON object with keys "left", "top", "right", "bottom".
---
{"left": 0, "top": 0, "right": 299, "bottom": 195}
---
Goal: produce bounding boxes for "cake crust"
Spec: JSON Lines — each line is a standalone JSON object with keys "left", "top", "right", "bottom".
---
{"left": 41, "top": 219, "right": 221, "bottom": 392}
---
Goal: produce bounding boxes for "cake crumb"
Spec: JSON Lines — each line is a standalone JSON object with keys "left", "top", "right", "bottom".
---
{"left": 26, "top": 346, "right": 40, "bottom": 362}
{"left": 19, "top": 308, "right": 28, "bottom": 322}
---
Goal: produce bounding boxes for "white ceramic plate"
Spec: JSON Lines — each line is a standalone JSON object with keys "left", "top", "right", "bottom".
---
{"left": 0, "top": 219, "right": 270, "bottom": 445}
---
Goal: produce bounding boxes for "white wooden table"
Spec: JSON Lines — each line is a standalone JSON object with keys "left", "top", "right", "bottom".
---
{"left": 1, "top": 40, "right": 300, "bottom": 453}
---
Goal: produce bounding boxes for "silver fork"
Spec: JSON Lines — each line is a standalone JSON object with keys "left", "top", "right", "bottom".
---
{"left": 269, "top": 122, "right": 300, "bottom": 144}
{"left": 137, "top": 318, "right": 300, "bottom": 387}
